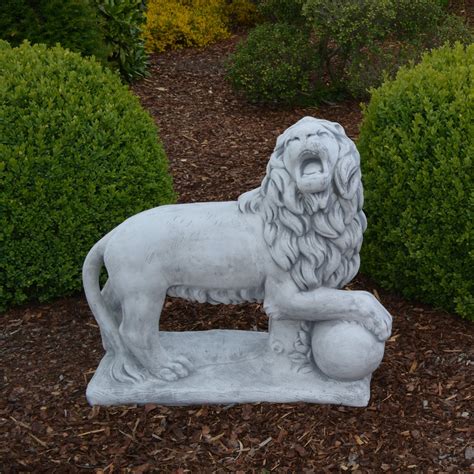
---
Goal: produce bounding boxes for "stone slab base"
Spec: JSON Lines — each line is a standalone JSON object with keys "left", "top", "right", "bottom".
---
{"left": 86, "top": 330, "right": 371, "bottom": 407}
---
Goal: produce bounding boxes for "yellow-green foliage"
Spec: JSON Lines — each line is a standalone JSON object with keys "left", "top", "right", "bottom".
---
{"left": 144, "top": 0, "right": 230, "bottom": 52}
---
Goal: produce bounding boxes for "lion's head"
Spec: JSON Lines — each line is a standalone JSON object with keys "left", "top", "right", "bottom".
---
{"left": 238, "top": 116, "right": 367, "bottom": 291}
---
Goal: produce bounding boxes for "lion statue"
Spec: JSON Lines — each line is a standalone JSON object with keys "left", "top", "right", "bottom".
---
{"left": 83, "top": 117, "right": 392, "bottom": 383}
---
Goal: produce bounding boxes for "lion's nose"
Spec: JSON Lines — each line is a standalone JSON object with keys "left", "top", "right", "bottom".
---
{"left": 305, "top": 133, "right": 320, "bottom": 147}
{"left": 306, "top": 139, "right": 324, "bottom": 155}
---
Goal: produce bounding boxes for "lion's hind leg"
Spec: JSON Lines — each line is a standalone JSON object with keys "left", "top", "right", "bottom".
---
{"left": 99, "top": 281, "right": 147, "bottom": 383}
{"left": 100, "top": 280, "right": 123, "bottom": 354}
{"left": 119, "top": 290, "right": 192, "bottom": 382}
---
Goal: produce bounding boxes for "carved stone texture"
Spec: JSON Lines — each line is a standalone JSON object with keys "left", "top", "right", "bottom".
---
{"left": 84, "top": 116, "right": 392, "bottom": 407}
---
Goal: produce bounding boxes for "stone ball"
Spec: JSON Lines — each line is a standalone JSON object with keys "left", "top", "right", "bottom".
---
{"left": 311, "top": 320, "right": 385, "bottom": 381}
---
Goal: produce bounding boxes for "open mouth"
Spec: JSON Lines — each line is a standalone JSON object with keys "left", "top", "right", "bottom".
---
{"left": 299, "top": 151, "right": 325, "bottom": 177}
{"left": 296, "top": 150, "right": 330, "bottom": 194}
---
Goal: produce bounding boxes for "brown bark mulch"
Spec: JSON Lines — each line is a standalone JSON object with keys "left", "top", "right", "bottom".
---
{"left": 1, "top": 37, "right": 473, "bottom": 473}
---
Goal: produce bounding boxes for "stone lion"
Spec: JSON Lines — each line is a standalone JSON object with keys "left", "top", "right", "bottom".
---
{"left": 83, "top": 117, "right": 392, "bottom": 383}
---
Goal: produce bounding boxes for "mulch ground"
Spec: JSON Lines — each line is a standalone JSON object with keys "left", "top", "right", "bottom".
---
{"left": 2, "top": 37, "right": 473, "bottom": 473}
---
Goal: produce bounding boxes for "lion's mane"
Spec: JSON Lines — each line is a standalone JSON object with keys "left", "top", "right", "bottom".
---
{"left": 238, "top": 117, "right": 366, "bottom": 291}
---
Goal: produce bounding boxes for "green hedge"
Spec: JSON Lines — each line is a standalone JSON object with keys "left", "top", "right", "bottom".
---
{"left": 0, "top": 41, "right": 175, "bottom": 311}
{"left": 358, "top": 43, "right": 473, "bottom": 320}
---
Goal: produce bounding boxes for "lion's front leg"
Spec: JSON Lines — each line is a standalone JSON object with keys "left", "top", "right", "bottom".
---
{"left": 264, "top": 280, "right": 392, "bottom": 341}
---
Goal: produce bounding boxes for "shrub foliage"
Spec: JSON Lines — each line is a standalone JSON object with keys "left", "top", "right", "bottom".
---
{"left": 0, "top": 0, "right": 110, "bottom": 63}
{"left": 144, "top": 0, "right": 257, "bottom": 52}
{"left": 358, "top": 43, "right": 473, "bottom": 320}
{"left": 144, "top": 0, "right": 230, "bottom": 52}
{"left": 226, "top": 23, "right": 317, "bottom": 105}
{"left": 257, "top": 0, "right": 306, "bottom": 25}
{"left": 95, "top": 0, "right": 149, "bottom": 82}
{"left": 224, "top": 0, "right": 259, "bottom": 27}
{"left": 227, "top": 0, "right": 472, "bottom": 104}
{"left": 0, "top": 0, "right": 148, "bottom": 82}
{"left": 304, "top": 0, "right": 472, "bottom": 98}
{"left": 0, "top": 41, "right": 175, "bottom": 311}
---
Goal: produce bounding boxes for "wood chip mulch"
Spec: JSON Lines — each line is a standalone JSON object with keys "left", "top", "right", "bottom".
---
{"left": 1, "top": 37, "right": 473, "bottom": 473}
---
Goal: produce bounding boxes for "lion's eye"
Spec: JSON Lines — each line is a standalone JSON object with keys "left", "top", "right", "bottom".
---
{"left": 287, "top": 137, "right": 300, "bottom": 146}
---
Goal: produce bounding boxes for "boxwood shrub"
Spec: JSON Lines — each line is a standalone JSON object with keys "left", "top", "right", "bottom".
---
{"left": 358, "top": 43, "right": 473, "bottom": 320}
{"left": 0, "top": 41, "right": 175, "bottom": 311}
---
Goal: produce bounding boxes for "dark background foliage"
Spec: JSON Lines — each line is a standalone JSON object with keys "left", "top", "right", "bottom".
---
{"left": 227, "top": 0, "right": 472, "bottom": 104}
{"left": 0, "top": 0, "right": 148, "bottom": 82}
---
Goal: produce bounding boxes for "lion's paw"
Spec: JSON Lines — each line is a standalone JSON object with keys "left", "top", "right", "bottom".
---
{"left": 155, "top": 356, "right": 193, "bottom": 382}
{"left": 357, "top": 292, "right": 393, "bottom": 342}
{"left": 374, "top": 314, "right": 392, "bottom": 342}
{"left": 368, "top": 311, "right": 392, "bottom": 342}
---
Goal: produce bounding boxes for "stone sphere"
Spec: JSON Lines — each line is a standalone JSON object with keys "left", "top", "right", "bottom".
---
{"left": 311, "top": 320, "right": 385, "bottom": 381}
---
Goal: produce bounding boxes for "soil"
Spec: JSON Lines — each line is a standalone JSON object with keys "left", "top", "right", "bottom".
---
{"left": 1, "top": 37, "right": 473, "bottom": 473}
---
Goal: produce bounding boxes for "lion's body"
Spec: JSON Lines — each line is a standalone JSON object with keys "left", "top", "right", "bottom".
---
{"left": 103, "top": 201, "right": 270, "bottom": 305}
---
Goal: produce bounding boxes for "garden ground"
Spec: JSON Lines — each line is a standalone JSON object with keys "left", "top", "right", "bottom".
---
{"left": 1, "top": 37, "right": 473, "bottom": 472}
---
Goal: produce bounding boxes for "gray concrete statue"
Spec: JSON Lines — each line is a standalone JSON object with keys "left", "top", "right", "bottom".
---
{"left": 84, "top": 117, "right": 392, "bottom": 407}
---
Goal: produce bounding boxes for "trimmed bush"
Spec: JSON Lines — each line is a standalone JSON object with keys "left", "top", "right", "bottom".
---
{"left": 358, "top": 43, "right": 473, "bottom": 320}
{"left": 226, "top": 23, "right": 318, "bottom": 105}
{"left": 0, "top": 41, "right": 175, "bottom": 311}
{"left": 144, "top": 0, "right": 230, "bottom": 52}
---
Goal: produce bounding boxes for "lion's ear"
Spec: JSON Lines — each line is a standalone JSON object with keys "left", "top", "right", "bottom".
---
{"left": 334, "top": 153, "right": 361, "bottom": 201}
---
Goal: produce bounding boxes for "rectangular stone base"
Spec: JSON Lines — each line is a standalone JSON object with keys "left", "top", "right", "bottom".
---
{"left": 86, "top": 330, "right": 371, "bottom": 407}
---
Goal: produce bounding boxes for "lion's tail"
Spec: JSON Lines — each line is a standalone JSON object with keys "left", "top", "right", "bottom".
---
{"left": 82, "top": 232, "right": 122, "bottom": 353}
